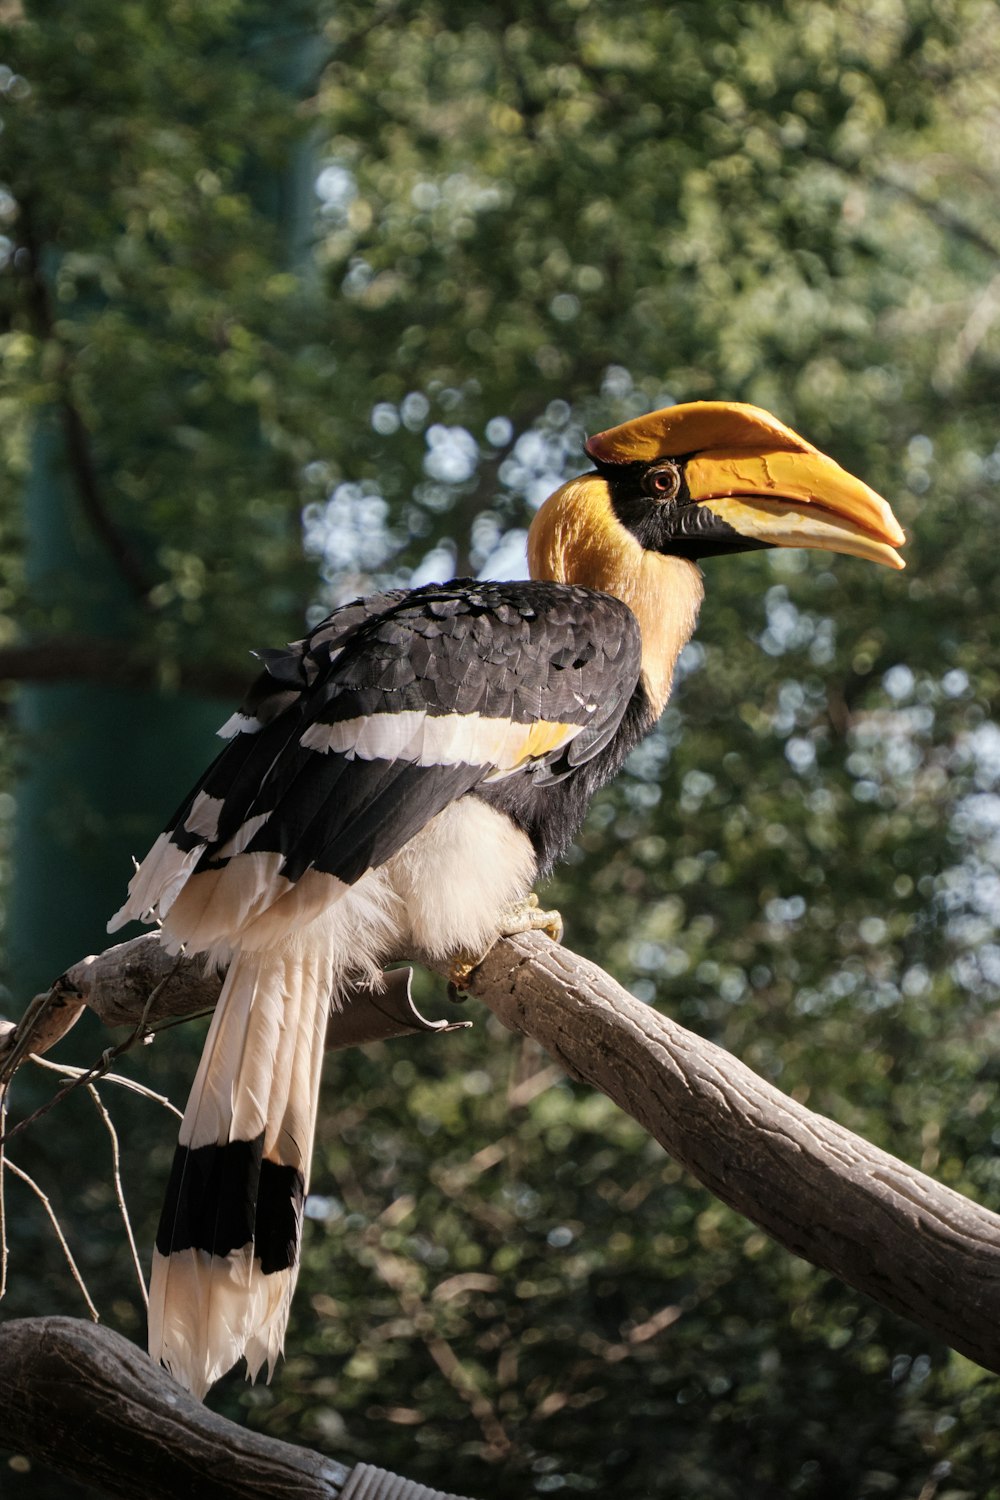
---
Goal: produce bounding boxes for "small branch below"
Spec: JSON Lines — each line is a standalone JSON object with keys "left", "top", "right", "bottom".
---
{"left": 0, "top": 1317, "right": 481, "bottom": 1500}
{"left": 0, "top": 1317, "right": 350, "bottom": 1500}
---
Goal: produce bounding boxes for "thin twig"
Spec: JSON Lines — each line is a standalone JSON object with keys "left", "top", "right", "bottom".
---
{"left": 0, "top": 1035, "right": 145, "bottom": 1150}
{"left": 4, "top": 1159, "right": 100, "bottom": 1321}
{"left": 0, "top": 956, "right": 187, "bottom": 1151}
{"left": 85, "top": 1083, "right": 148, "bottom": 1308}
{"left": 31, "top": 1055, "right": 183, "bottom": 1120}
{"left": 0, "top": 1050, "right": 125, "bottom": 1150}
{"left": 142, "top": 1007, "right": 216, "bottom": 1040}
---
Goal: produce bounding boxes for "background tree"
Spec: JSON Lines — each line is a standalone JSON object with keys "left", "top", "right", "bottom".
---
{"left": 2, "top": 1, "right": 1000, "bottom": 1497}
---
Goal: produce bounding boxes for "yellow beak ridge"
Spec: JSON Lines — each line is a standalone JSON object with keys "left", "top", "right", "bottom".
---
{"left": 686, "top": 448, "right": 906, "bottom": 570}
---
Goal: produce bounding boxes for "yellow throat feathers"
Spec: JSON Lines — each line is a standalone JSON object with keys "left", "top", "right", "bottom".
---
{"left": 527, "top": 476, "right": 705, "bottom": 718}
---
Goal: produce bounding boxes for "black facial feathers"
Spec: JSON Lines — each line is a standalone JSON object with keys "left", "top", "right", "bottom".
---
{"left": 596, "top": 459, "right": 771, "bottom": 561}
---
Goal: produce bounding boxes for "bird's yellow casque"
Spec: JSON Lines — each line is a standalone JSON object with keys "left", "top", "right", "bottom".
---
{"left": 529, "top": 400, "right": 903, "bottom": 711}
{"left": 110, "top": 400, "right": 905, "bottom": 1397}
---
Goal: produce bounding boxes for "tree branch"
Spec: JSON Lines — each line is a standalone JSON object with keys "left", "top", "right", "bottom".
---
{"left": 432, "top": 935, "right": 1000, "bottom": 1374}
{"left": 0, "top": 1316, "right": 480, "bottom": 1500}
{"left": 870, "top": 166, "right": 1000, "bottom": 263}
{"left": 4, "top": 930, "right": 1000, "bottom": 1377}
{"left": 0, "top": 1316, "right": 349, "bottom": 1499}
{"left": 0, "top": 639, "right": 252, "bottom": 700}
{"left": 802, "top": 148, "right": 1000, "bottom": 264}
{"left": 0, "top": 935, "right": 468, "bottom": 1123}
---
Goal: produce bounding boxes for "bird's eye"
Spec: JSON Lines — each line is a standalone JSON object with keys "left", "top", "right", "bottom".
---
{"left": 645, "top": 463, "right": 682, "bottom": 502}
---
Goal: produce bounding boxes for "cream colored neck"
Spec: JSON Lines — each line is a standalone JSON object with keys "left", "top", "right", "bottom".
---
{"left": 601, "top": 547, "right": 704, "bottom": 717}
{"left": 527, "top": 476, "right": 705, "bottom": 718}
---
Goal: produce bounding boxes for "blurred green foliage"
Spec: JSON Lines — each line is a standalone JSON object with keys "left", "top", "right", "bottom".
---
{"left": 2, "top": 0, "right": 1000, "bottom": 1496}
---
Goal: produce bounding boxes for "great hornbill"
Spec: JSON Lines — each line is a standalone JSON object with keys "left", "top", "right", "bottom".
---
{"left": 109, "top": 400, "right": 905, "bottom": 1398}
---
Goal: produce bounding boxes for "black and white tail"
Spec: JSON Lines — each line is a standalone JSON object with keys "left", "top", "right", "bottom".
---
{"left": 148, "top": 934, "right": 332, "bottom": 1398}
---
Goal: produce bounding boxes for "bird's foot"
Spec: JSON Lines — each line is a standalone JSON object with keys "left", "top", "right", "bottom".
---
{"left": 498, "top": 890, "right": 564, "bottom": 944}
{"left": 446, "top": 894, "right": 564, "bottom": 993}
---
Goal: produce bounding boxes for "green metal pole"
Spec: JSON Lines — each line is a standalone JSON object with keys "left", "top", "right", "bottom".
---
{"left": 7, "top": 417, "right": 226, "bottom": 996}
{"left": 7, "top": 9, "right": 325, "bottom": 999}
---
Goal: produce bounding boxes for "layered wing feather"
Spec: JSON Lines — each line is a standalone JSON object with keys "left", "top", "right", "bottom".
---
{"left": 110, "top": 579, "right": 642, "bottom": 955}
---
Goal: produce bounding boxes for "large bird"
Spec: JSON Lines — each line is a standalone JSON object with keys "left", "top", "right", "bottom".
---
{"left": 109, "top": 400, "right": 905, "bottom": 1398}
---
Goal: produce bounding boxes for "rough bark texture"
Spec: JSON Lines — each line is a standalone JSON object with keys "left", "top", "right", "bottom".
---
{"left": 433, "top": 933, "right": 1000, "bottom": 1374}
{"left": 0, "top": 935, "right": 468, "bottom": 1083}
{"left": 3, "top": 930, "right": 1000, "bottom": 1499}
{"left": 0, "top": 1317, "right": 350, "bottom": 1499}
{"left": 0, "top": 1319, "right": 478, "bottom": 1499}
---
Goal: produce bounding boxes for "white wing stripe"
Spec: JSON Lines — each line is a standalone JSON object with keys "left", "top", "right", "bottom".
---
{"left": 184, "top": 791, "right": 225, "bottom": 840}
{"left": 299, "top": 709, "right": 583, "bottom": 770}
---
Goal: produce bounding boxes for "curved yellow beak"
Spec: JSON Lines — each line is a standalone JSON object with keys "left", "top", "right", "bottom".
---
{"left": 685, "top": 448, "right": 906, "bottom": 570}
{"left": 586, "top": 401, "right": 906, "bottom": 571}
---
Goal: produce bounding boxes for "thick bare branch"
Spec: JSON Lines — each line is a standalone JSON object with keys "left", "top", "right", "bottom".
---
{"left": 5, "top": 930, "right": 1000, "bottom": 1379}
{"left": 0, "top": 1317, "right": 478, "bottom": 1500}
{"left": 0, "top": 1316, "right": 349, "bottom": 1499}
{"left": 429, "top": 934, "right": 1000, "bottom": 1375}
{"left": 0, "top": 935, "right": 468, "bottom": 1090}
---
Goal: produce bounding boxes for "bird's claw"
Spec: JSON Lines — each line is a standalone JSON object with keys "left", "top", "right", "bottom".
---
{"left": 445, "top": 894, "right": 564, "bottom": 994}
{"left": 498, "top": 891, "right": 564, "bottom": 944}
{"left": 447, "top": 952, "right": 483, "bottom": 993}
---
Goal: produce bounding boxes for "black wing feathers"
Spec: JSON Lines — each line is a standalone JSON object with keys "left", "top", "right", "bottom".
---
{"left": 161, "top": 579, "right": 642, "bottom": 892}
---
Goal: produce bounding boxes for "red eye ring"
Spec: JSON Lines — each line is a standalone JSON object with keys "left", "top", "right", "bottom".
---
{"left": 645, "top": 463, "right": 681, "bottom": 501}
